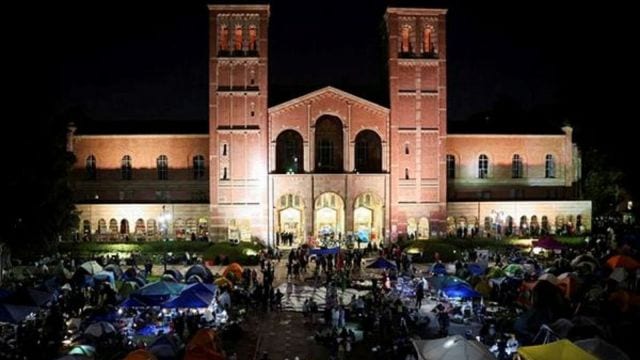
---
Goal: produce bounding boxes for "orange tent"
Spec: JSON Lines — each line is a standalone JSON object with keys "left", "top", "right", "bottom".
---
{"left": 184, "top": 328, "right": 225, "bottom": 360}
{"left": 222, "top": 263, "right": 243, "bottom": 283}
{"left": 606, "top": 255, "right": 640, "bottom": 270}
{"left": 124, "top": 349, "right": 158, "bottom": 360}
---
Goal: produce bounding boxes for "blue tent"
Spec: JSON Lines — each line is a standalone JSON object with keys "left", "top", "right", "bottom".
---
{"left": 93, "top": 271, "right": 115, "bottom": 286}
{"left": 163, "top": 290, "right": 213, "bottom": 309}
{"left": 366, "top": 257, "right": 397, "bottom": 269}
{"left": 120, "top": 297, "right": 148, "bottom": 308}
{"left": 150, "top": 334, "right": 181, "bottom": 360}
{"left": 0, "top": 303, "right": 38, "bottom": 323}
{"left": 442, "top": 283, "right": 481, "bottom": 298}
{"left": 430, "top": 275, "right": 470, "bottom": 290}
{"left": 432, "top": 262, "right": 447, "bottom": 275}
{"left": 132, "top": 281, "right": 184, "bottom": 306}
{"left": 182, "top": 282, "right": 217, "bottom": 296}
{"left": 467, "top": 263, "right": 485, "bottom": 276}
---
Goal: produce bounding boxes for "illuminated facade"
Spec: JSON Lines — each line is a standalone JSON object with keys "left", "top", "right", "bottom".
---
{"left": 69, "top": 5, "right": 590, "bottom": 245}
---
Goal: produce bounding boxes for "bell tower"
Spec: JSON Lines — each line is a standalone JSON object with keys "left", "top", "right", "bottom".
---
{"left": 208, "top": 4, "right": 270, "bottom": 242}
{"left": 386, "top": 7, "right": 448, "bottom": 239}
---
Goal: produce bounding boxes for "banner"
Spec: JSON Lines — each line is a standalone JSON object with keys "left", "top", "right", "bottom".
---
{"left": 309, "top": 247, "right": 340, "bottom": 256}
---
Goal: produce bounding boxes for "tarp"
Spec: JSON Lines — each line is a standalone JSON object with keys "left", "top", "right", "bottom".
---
{"left": 309, "top": 247, "right": 340, "bottom": 256}
{"left": 517, "top": 339, "right": 598, "bottom": 360}
{"left": 182, "top": 282, "right": 217, "bottom": 296}
{"left": 0, "top": 303, "right": 38, "bottom": 323}
{"left": 366, "top": 257, "right": 396, "bottom": 269}
{"left": 412, "top": 335, "right": 494, "bottom": 360}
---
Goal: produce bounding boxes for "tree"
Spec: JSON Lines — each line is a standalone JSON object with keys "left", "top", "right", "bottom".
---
{"left": 2, "top": 112, "right": 79, "bottom": 258}
{"left": 582, "top": 149, "right": 625, "bottom": 216}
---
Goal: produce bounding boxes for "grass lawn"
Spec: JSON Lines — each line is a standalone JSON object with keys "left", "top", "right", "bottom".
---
{"left": 57, "top": 241, "right": 264, "bottom": 265}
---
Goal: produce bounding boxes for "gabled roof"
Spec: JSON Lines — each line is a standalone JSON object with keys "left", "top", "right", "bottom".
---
{"left": 268, "top": 86, "right": 389, "bottom": 115}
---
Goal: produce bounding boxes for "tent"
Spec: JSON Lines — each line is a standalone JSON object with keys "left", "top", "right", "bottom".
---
{"left": 412, "top": 335, "right": 494, "bottom": 360}
{"left": 119, "top": 281, "right": 140, "bottom": 297}
{"left": 366, "top": 257, "right": 396, "bottom": 269}
{"left": 103, "top": 264, "right": 123, "bottom": 279}
{"left": 132, "top": 281, "right": 184, "bottom": 305}
{"left": 124, "top": 349, "right": 158, "bottom": 360}
{"left": 163, "top": 269, "right": 183, "bottom": 282}
{"left": 0, "top": 303, "right": 38, "bottom": 323}
{"left": 68, "top": 345, "right": 96, "bottom": 357}
{"left": 184, "top": 328, "right": 225, "bottom": 360}
{"left": 503, "top": 264, "right": 525, "bottom": 279}
{"left": 93, "top": 271, "right": 115, "bottom": 286}
{"left": 3, "top": 287, "right": 55, "bottom": 307}
{"left": 517, "top": 339, "right": 598, "bottom": 360}
{"left": 431, "top": 262, "right": 447, "bottom": 275}
{"left": 606, "top": 255, "right": 640, "bottom": 270}
{"left": 84, "top": 321, "right": 117, "bottom": 339}
{"left": 538, "top": 273, "right": 559, "bottom": 286}
{"left": 574, "top": 338, "right": 630, "bottom": 360}
{"left": 185, "top": 265, "right": 213, "bottom": 283}
{"left": 556, "top": 272, "right": 578, "bottom": 298}
{"left": 467, "top": 263, "right": 484, "bottom": 276}
{"left": 79, "top": 261, "right": 103, "bottom": 275}
{"left": 442, "top": 283, "right": 481, "bottom": 299}
{"left": 430, "top": 275, "right": 469, "bottom": 290}
{"left": 222, "top": 263, "right": 243, "bottom": 282}
{"left": 163, "top": 290, "right": 214, "bottom": 309}
{"left": 120, "top": 297, "right": 148, "bottom": 308}
{"left": 149, "top": 334, "right": 182, "bottom": 360}
{"left": 187, "top": 275, "right": 203, "bottom": 284}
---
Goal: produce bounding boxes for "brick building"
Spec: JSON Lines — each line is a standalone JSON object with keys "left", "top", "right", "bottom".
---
{"left": 69, "top": 4, "right": 590, "bottom": 245}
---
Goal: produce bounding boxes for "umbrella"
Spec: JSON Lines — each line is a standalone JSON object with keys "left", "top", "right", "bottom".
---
{"left": 84, "top": 321, "right": 116, "bottom": 338}
{"left": 80, "top": 261, "right": 103, "bottom": 275}
{"left": 574, "top": 338, "right": 630, "bottom": 360}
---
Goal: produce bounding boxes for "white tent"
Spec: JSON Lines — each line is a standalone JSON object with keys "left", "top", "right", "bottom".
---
{"left": 412, "top": 335, "right": 494, "bottom": 360}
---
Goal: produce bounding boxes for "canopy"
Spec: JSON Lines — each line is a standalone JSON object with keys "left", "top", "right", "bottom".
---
{"left": 412, "top": 335, "right": 494, "bottom": 360}
{"left": 574, "top": 338, "right": 630, "bottom": 360}
{"left": 0, "top": 303, "right": 38, "bottom": 323}
{"left": 532, "top": 236, "right": 565, "bottom": 250}
{"left": 366, "top": 257, "right": 396, "bottom": 269}
{"left": 606, "top": 255, "right": 640, "bottom": 270}
{"left": 163, "top": 290, "right": 214, "bottom": 309}
{"left": 517, "top": 339, "right": 598, "bottom": 360}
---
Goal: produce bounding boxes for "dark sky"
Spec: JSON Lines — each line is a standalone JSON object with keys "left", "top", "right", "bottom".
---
{"left": 12, "top": 1, "right": 636, "bottom": 159}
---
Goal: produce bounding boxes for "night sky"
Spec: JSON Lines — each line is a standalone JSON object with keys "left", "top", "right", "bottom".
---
{"left": 11, "top": 0, "right": 636, "bottom": 175}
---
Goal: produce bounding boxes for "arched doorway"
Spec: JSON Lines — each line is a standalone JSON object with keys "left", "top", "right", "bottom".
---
{"left": 276, "top": 194, "right": 305, "bottom": 246}
{"left": 407, "top": 218, "right": 418, "bottom": 239}
{"left": 314, "top": 115, "right": 343, "bottom": 173}
{"left": 418, "top": 217, "right": 430, "bottom": 239}
{"left": 353, "top": 192, "right": 383, "bottom": 244}
{"left": 276, "top": 130, "right": 304, "bottom": 173}
{"left": 354, "top": 130, "right": 382, "bottom": 173}
{"left": 314, "top": 192, "right": 345, "bottom": 244}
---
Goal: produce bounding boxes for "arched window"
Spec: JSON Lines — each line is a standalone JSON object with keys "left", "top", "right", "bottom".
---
{"left": 400, "top": 25, "right": 412, "bottom": 54}
{"left": 221, "top": 166, "right": 228, "bottom": 180}
{"left": 120, "top": 219, "right": 130, "bottom": 235}
{"left": 405, "top": 168, "right": 410, "bottom": 179}
{"left": 121, "top": 155, "right": 132, "bottom": 180}
{"left": 545, "top": 154, "right": 555, "bottom": 178}
{"left": 512, "top": 154, "right": 523, "bottom": 178}
{"left": 446, "top": 154, "right": 456, "bottom": 179}
{"left": 276, "top": 130, "right": 304, "bottom": 174}
{"left": 86, "top": 155, "right": 96, "bottom": 180}
{"left": 423, "top": 26, "right": 433, "bottom": 55}
{"left": 221, "top": 143, "right": 228, "bottom": 157}
{"left": 404, "top": 143, "right": 410, "bottom": 155}
{"left": 478, "top": 154, "right": 489, "bottom": 178}
{"left": 354, "top": 130, "right": 382, "bottom": 173}
{"left": 219, "top": 25, "right": 229, "bottom": 52}
{"left": 234, "top": 25, "right": 243, "bottom": 52}
{"left": 193, "top": 155, "right": 206, "bottom": 179}
{"left": 157, "top": 155, "right": 168, "bottom": 180}
{"left": 248, "top": 25, "right": 257, "bottom": 53}
{"left": 314, "top": 115, "right": 343, "bottom": 173}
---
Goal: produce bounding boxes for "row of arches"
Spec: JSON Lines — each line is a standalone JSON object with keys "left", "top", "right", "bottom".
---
{"left": 85, "top": 155, "right": 206, "bottom": 180}
{"left": 446, "top": 214, "right": 585, "bottom": 237}
{"left": 275, "top": 116, "right": 382, "bottom": 174}
{"left": 274, "top": 191, "right": 384, "bottom": 245}
{"left": 81, "top": 217, "right": 208, "bottom": 241}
